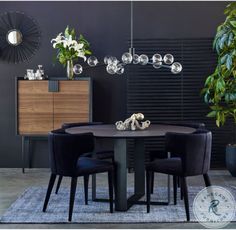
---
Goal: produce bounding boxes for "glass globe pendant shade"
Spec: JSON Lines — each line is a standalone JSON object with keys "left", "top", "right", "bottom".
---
{"left": 171, "top": 62, "right": 182, "bottom": 74}
{"left": 163, "top": 54, "right": 174, "bottom": 65}
{"left": 107, "top": 56, "right": 118, "bottom": 65}
{"left": 106, "top": 64, "right": 117, "bottom": 75}
{"left": 104, "top": 55, "right": 112, "bottom": 64}
{"left": 87, "top": 56, "right": 98, "bottom": 67}
{"left": 122, "top": 52, "right": 132, "bottom": 64}
{"left": 139, "top": 54, "right": 149, "bottom": 65}
{"left": 73, "top": 64, "right": 83, "bottom": 75}
{"left": 133, "top": 54, "right": 140, "bottom": 64}
{"left": 116, "top": 64, "right": 124, "bottom": 75}
{"left": 152, "top": 54, "right": 162, "bottom": 63}
{"left": 153, "top": 62, "right": 162, "bottom": 69}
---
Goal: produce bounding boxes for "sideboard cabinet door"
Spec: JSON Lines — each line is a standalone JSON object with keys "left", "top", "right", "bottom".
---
{"left": 18, "top": 81, "right": 54, "bottom": 135}
{"left": 53, "top": 80, "right": 90, "bottom": 129}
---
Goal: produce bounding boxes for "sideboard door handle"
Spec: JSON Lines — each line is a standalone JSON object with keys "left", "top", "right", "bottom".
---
{"left": 48, "top": 80, "right": 59, "bottom": 92}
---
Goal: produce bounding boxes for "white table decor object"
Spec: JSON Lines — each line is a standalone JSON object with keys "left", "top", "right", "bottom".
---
{"left": 115, "top": 113, "right": 151, "bottom": 131}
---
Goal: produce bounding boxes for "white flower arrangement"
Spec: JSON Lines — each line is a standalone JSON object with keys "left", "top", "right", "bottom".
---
{"left": 51, "top": 26, "right": 91, "bottom": 66}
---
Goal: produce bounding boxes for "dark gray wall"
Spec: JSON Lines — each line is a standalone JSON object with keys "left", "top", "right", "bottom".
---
{"left": 0, "top": 1, "right": 229, "bottom": 167}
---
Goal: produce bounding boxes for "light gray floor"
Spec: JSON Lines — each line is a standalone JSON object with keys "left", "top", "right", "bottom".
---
{"left": 0, "top": 168, "right": 236, "bottom": 229}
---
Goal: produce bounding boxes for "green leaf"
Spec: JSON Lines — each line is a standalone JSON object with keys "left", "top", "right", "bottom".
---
{"left": 226, "top": 54, "right": 233, "bottom": 70}
{"left": 230, "top": 20, "right": 236, "bottom": 28}
{"left": 204, "top": 92, "right": 210, "bottom": 103}
{"left": 216, "top": 78, "right": 225, "bottom": 91}
{"left": 207, "top": 111, "right": 217, "bottom": 118}
{"left": 220, "top": 54, "right": 228, "bottom": 64}
{"left": 71, "top": 28, "right": 76, "bottom": 39}
{"left": 227, "top": 32, "right": 234, "bottom": 46}
{"left": 219, "top": 33, "right": 228, "bottom": 49}
{"left": 65, "top": 26, "right": 70, "bottom": 38}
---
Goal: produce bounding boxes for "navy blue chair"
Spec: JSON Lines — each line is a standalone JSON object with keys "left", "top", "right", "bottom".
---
{"left": 146, "top": 129, "right": 212, "bottom": 221}
{"left": 149, "top": 122, "right": 206, "bottom": 194}
{"left": 54, "top": 122, "right": 114, "bottom": 195}
{"left": 42, "top": 129, "right": 114, "bottom": 221}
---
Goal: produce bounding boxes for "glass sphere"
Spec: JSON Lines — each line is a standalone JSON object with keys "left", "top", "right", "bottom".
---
{"left": 116, "top": 64, "right": 124, "bottom": 75}
{"left": 152, "top": 54, "right": 162, "bottom": 63}
{"left": 133, "top": 54, "right": 140, "bottom": 64}
{"left": 153, "top": 62, "right": 162, "bottom": 69}
{"left": 106, "top": 64, "right": 117, "bottom": 75}
{"left": 139, "top": 54, "right": 149, "bottom": 65}
{"left": 171, "top": 62, "right": 182, "bottom": 74}
{"left": 73, "top": 64, "right": 83, "bottom": 75}
{"left": 107, "top": 56, "right": 118, "bottom": 65}
{"left": 87, "top": 56, "right": 98, "bottom": 67}
{"left": 104, "top": 55, "right": 112, "bottom": 64}
{"left": 122, "top": 52, "right": 132, "bottom": 64}
{"left": 163, "top": 54, "right": 174, "bottom": 65}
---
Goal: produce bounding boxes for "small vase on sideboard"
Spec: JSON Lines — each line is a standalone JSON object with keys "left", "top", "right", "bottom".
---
{"left": 67, "top": 60, "right": 74, "bottom": 80}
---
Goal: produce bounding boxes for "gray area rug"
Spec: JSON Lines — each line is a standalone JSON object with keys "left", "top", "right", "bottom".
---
{"left": 0, "top": 186, "right": 236, "bottom": 223}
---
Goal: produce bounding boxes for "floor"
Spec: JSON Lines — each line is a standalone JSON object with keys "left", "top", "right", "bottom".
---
{"left": 0, "top": 168, "right": 236, "bottom": 229}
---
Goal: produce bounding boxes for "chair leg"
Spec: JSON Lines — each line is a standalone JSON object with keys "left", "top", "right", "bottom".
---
{"left": 180, "top": 180, "right": 183, "bottom": 200}
{"left": 43, "top": 173, "right": 56, "bottom": 212}
{"left": 181, "top": 177, "right": 190, "bottom": 221}
{"left": 151, "top": 172, "right": 154, "bottom": 194}
{"left": 173, "top": 175, "right": 177, "bottom": 205}
{"left": 84, "top": 175, "right": 89, "bottom": 205}
{"left": 177, "top": 176, "right": 180, "bottom": 187}
{"left": 68, "top": 177, "right": 77, "bottom": 222}
{"left": 146, "top": 170, "right": 151, "bottom": 213}
{"left": 203, "top": 173, "right": 211, "bottom": 187}
{"left": 55, "top": 175, "right": 63, "bottom": 194}
{"left": 108, "top": 170, "right": 113, "bottom": 213}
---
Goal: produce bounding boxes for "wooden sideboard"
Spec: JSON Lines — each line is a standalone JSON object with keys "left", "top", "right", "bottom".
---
{"left": 16, "top": 77, "right": 92, "bottom": 172}
{"left": 16, "top": 77, "right": 92, "bottom": 135}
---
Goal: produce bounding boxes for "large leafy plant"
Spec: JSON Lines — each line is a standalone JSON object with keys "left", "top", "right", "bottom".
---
{"left": 201, "top": 3, "right": 236, "bottom": 127}
{"left": 51, "top": 26, "right": 91, "bottom": 66}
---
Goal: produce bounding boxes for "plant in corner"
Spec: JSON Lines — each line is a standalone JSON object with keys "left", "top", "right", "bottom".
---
{"left": 201, "top": 3, "right": 236, "bottom": 176}
{"left": 51, "top": 26, "right": 92, "bottom": 80}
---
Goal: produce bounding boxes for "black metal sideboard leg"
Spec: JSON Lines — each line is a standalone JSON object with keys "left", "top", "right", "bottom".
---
{"left": 22, "top": 136, "right": 30, "bottom": 173}
{"left": 92, "top": 149, "right": 97, "bottom": 201}
{"left": 22, "top": 136, "right": 25, "bottom": 173}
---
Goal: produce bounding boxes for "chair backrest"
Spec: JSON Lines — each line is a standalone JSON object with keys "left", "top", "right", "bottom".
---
{"left": 48, "top": 128, "right": 94, "bottom": 176}
{"left": 165, "top": 129, "right": 212, "bottom": 176}
{"left": 62, "top": 122, "right": 103, "bottom": 129}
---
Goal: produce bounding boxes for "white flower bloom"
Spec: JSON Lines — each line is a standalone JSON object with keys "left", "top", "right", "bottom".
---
{"left": 73, "top": 42, "right": 84, "bottom": 52}
{"left": 77, "top": 50, "right": 86, "bottom": 61}
{"left": 51, "top": 33, "right": 63, "bottom": 43}
{"left": 51, "top": 33, "right": 65, "bottom": 48}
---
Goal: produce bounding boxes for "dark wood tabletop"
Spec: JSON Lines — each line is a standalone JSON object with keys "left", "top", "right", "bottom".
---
{"left": 66, "top": 124, "right": 196, "bottom": 138}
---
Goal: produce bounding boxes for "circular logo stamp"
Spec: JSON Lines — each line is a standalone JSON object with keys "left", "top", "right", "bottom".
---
{"left": 193, "top": 186, "right": 235, "bottom": 228}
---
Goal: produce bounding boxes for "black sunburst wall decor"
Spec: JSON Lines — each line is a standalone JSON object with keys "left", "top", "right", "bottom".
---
{"left": 0, "top": 11, "right": 41, "bottom": 64}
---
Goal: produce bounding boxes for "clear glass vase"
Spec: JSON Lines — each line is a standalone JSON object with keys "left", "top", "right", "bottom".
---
{"left": 66, "top": 60, "right": 74, "bottom": 80}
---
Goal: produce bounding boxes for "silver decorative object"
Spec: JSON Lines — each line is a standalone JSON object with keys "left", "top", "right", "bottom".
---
{"left": 115, "top": 113, "right": 151, "bottom": 131}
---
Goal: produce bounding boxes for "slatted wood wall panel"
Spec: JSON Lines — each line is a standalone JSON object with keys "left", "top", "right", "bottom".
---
{"left": 127, "top": 38, "right": 235, "bottom": 168}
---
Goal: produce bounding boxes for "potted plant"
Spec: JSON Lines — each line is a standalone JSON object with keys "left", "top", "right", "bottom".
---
{"left": 51, "top": 26, "right": 91, "bottom": 79}
{"left": 201, "top": 3, "right": 236, "bottom": 176}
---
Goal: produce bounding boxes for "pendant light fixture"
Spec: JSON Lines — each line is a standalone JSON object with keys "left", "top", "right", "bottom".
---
{"left": 74, "top": 1, "right": 182, "bottom": 76}
{"left": 102, "top": 1, "right": 182, "bottom": 75}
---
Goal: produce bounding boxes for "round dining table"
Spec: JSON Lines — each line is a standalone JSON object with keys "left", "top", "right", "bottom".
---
{"left": 66, "top": 124, "right": 196, "bottom": 211}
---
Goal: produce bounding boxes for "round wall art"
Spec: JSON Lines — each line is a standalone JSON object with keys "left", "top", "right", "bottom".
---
{"left": 0, "top": 11, "right": 41, "bottom": 63}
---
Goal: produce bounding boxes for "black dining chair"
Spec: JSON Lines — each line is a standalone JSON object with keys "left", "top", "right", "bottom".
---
{"left": 42, "top": 129, "right": 114, "bottom": 221}
{"left": 54, "top": 122, "right": 114, "bottom": 195}
{"left": 146, "top": 129, "right": 212, "bottom": 221}
{"left": 149, "top": 122, "right": 206, "bottom": 194}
